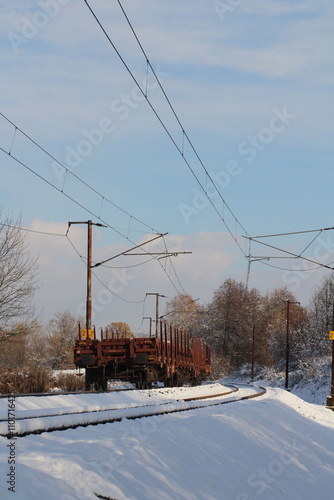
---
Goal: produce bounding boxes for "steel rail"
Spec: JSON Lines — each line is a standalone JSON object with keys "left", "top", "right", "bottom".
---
{"left": 0, "top": 384, "right": 266, "bottom": 438}
{"left": 0, "top": 385, "right": 238, "bottom": 423}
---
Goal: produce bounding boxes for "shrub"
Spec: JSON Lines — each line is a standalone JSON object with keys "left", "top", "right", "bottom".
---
{"left": 52, "top": 371, "right": 85, "bottom": 391}
{"left": 0, "top": 367, "right": 52, "bottom": 394}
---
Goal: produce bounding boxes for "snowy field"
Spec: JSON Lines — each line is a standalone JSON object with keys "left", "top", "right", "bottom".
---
{"left": 0, "top": 382, "right": 333, "bottom": 500}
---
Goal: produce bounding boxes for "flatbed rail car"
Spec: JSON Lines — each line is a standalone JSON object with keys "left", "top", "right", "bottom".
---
{"left": 74, "top": 322, "right": 211, "bottom": 390}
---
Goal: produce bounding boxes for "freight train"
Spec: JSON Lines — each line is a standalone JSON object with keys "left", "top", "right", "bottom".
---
{"left": 74, "top": 321, "right": 211, "bottom": 390}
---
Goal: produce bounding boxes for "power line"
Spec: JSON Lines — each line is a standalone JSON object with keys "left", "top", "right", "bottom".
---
{"left": 115, "top": 0, "right": 248, "bottom": 237}
{"left": 0, "top": 222, "right": 66, "bottom": 237}
{"left": 245, "top": 226, "right": 334, "bottom": 273}
{"left": 246, "top": 237, "right": 334, "bottom": 271}
{"left": 92, "top": 271, "right": 146, "bottom": 305}
{"left": 258, "top": 260, "right": 324, "bottom": 272}
{"left": 83, "top": 0, "right": 249, "bottom": 256}
{"left": 66, "top": 226, "right": 187, "bottom": 302}
{"left": 161, "top": 234, "right": 187, "bottom": 295}
{"left": 0, "top": 111, "right": 158, "bottom": 239}
{"left": 66, "top": 233, "right": 145, "bottom": 305}
{"left": 252, "top": 226, "right": 334, "bottom": 239}
{"left": 89, "top": 1, "right": 334, "bottom": 283}
{"left": 0, "top": 112, "right": 189, "bottom": 295}
{"left": 96, "top": 256, "right": 157, "bottom": 269}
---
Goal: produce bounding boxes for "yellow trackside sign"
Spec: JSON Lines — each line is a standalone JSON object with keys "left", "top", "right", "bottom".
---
{"left": 329, "top": 331, "right": 334, "bottom": 340}
{"left": 82, "top": 329, "right": 94, "bottom": 339}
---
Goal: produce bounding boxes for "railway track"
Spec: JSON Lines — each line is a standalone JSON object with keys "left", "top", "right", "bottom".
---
{"left": 0, "top": 384, "right": 266, "bottom": 438}
{"left": 0, "top": 386, "right": 135, "bottom": 399}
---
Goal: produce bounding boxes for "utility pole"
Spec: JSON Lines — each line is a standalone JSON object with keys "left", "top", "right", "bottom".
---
{"left": 86, "top": 220, "right": 93, "bottom": 333}
{"left": 326, "top": 303, "right": 334, "bottom": 408}
{"left": 251, "top": 324, "right": 256, "bottom": 381}
{"left": 285, "top": 300, "right": 300, "bottom": 390}
{"left": 68, "top": 220, "right": 106, "bottom": 335}
{"left": 143, "top": 317, "right": 153, "bottom": 337}
{"left": 146, "top": 293, "right": 167, "bottom": 336}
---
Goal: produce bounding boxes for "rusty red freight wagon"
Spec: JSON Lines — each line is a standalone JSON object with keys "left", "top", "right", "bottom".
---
{"left": 74, "top": 321, "right": 211, "bottom": 390}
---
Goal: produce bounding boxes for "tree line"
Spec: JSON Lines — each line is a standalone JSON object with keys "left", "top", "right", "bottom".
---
{"left": 165, "top": 278, "right": 333, "bottom": 376}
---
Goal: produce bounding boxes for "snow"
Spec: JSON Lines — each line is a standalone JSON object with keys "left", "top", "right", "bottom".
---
{"left": 0, "top": 384, "right": 244, "bottom": 436}
{"left": 0, "top": 382, "right": 333, "bottom": 500}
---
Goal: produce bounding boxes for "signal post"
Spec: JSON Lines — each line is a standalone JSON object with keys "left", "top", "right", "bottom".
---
{"left": 326, "top": 330, "right": 334, "bottom": 409}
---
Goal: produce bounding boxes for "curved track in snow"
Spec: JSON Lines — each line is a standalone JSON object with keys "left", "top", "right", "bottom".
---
{"left": 0, "top": 383, "right": 266, "bottom": 437}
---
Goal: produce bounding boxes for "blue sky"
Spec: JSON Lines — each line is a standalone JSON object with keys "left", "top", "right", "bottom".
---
{"left": 0, "top": 0, "right": 333, "bottom": 331}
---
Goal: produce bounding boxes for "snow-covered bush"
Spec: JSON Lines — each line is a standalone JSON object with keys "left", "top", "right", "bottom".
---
{"left": 52, "top": 370, "right": 85, "bottom": 391}
{"left": 0, "top": 366, "right": 52, "bottom": 394}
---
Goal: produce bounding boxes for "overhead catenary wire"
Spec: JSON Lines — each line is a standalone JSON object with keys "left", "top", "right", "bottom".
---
{"left": 83, "top": 0, "right": 249, "bottom": 257}
{"left": 0, "top": 220, "right": 158, "bottom": 295}
{"left": 161, "top": 234, "right": 187, "bottom": 295}
{"left": 246, "top": 237, "right": 334, "bottom": 271}
{"left": 258, "top": 260, "right": 325, "bottom": 272}
{"left": 2, "top": 2, "right": 249, "bottom": 295}
{"left": 84, "top": 0, "right": 334, "bottom": 286}
{"left": 251, "top": 226, "right": 334, "bottom": 239}
{"left": 115, "top": 0, "right": 249, "bottom": 237}
{"left": 96, "top": 256, "right": 157, "bottom": 269}
{"left": 0, "top": 111, "right": 157, "bottom": 239}
{"left": 66, "top": 233, "right": 146, "bottom": 305}
{"left": 0, "top": 222, "right": 66, "bottom": 237}
{"left": 245, "top": 225, "right": 334, "bottom": 273}
{"left": 0, "top": 112, "right": 189, "bottom": 296}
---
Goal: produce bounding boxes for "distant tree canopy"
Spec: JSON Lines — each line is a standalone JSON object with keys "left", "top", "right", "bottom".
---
{"left": 196, "top": 280, "right": 266, "bottom": 366}
{"left": 0, "top": 320, "right": 43, "bottom": 368}
{"left": 167, "top": 277, "right": 330, "bottom": 374}
{"left": 164, "top": 293, "right": 201, "bottom": 333}
{"left": 105, "top": 321, "right": 134, "bottom": 338}
{"left": 308, "top": 274, "right": 334, "bottom": 356}
{"left": 47, "top": 310, "right": 80, "bottom": 369}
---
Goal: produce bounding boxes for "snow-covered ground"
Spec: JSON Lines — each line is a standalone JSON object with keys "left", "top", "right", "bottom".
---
{"left": 0, "top": 382, "right": 333, "bottom": 500}
{"left": 0, "top": 383, "right": 242, "bottom": 436}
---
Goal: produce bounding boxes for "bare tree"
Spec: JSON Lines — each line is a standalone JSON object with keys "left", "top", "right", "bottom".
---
{"left": 307, "top": 274, "right": 334, "bottom": 356}
{"left": 263, "top": 287, "right": 304, "bottom": 366}
{"left": 0, "top": 208, "right": 38, "bottom": 325}
{"left": 47, "top": 310, "right": 79, "bottom": 369}
{"left": 164, "top": 293, "right": 201, "bottom": 332}
{"left": 0, "top": 320, "right": 44, "bottom": 367}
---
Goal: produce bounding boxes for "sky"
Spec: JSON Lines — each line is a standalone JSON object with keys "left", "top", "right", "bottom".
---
{"left": 0, "top": 0, "right": 334, "bottom": 332}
